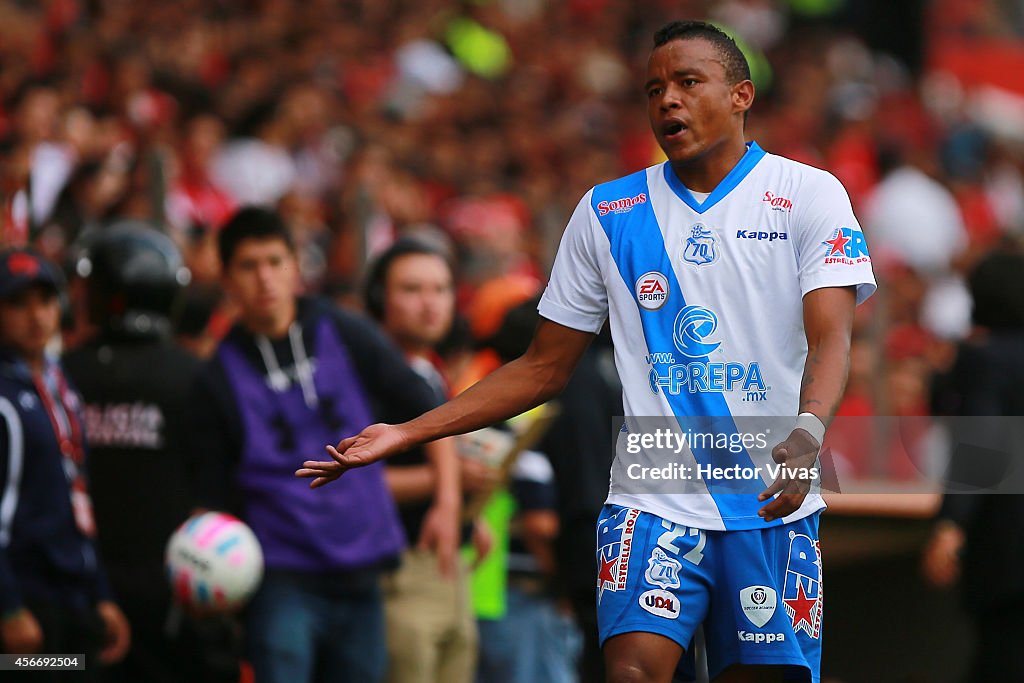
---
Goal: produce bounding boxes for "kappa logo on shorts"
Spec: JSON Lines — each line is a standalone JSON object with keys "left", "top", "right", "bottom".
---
{"left": 737, "top": 630, "right": 786, "bottom": 644}
{"left": 739, "top": 585, "right": 777, "bottom": 628}
{"left": 596, "top": 508, "right": 640, "bottom": 602}
{"left": 645, "top": 547, "right": 681, "bottom": 590}
{"left": 782, "top": 532, "right": 823, "bottom": 639}
{"left": 639, "top": 589, "right": 680, "bottom": 619}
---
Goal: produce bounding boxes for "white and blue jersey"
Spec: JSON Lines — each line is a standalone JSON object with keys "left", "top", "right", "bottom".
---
{"left": 539, "top": 141, "right": 875, "bottom": 532}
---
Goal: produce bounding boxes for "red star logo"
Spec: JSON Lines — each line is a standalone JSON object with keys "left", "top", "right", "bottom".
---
{"left": 823, "top": 230, "right": 850, "bottom": 256}
{"left": 598, "top": 555, "right": 617, "bottom": 586}
{"left": 784, "top": 581, "right": 818, "bottom": 631}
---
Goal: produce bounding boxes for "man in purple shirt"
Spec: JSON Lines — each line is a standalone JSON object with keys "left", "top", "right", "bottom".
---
{"left": 191, "top": 208, "right": 454, "bottom": 683}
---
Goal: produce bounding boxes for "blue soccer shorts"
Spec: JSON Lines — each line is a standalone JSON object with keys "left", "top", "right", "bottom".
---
{"left": 596, "top": 505, "right": 823, "bottom": 682}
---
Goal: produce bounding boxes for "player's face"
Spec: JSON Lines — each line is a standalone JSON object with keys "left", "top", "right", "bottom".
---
{"left": 645, "top": 38, "right": 752, "bottom": 166}
{"left": 222, "top": 238, "right": 299, "bottom": 332}
{"left": 384, "top": 253, "right": 455, "bottom": 349}
{"left": 0, "top": 286, "right": 60, "bottom": 361}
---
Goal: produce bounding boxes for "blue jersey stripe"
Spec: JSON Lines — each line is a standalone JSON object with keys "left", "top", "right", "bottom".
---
{"left": 662, "top": 141, "right": 766, "bottom": 214}
{"left": 592, "top": 168, "right": 772, "bottom": 528}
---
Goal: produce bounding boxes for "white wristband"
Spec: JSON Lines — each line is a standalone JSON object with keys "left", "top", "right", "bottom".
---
{"left": 795, "top": 412, "right": 826, "bottom": 446}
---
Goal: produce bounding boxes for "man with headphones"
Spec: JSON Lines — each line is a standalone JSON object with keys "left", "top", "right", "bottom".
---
{"left": 365, "top": 236, "right": 489, "bottom": 683}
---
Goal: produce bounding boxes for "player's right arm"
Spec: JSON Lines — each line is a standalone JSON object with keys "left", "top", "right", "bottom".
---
{"left": 298, "top": 191, "right": 608, "bottom": 488}
{"left": 296, "top": 318, "right": 595, "bottom": 487}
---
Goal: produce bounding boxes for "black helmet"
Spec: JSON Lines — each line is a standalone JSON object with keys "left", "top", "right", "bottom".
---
{"left": 74, "top": 221, "right": 191, "bottom": 335}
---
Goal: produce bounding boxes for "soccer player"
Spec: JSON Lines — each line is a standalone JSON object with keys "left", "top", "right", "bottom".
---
{"left": 298, "top": 20, "right": 875, "bottom": 683}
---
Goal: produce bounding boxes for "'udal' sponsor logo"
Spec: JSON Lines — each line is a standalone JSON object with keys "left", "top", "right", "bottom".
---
{"left": 639, "top": 589, "right": 680, "bottom": 619}
{"left": 598, "top": 193, "right": 647, "bottom": 216}
{"left": 635, "top": 271, "right": 669, "bottom": 310}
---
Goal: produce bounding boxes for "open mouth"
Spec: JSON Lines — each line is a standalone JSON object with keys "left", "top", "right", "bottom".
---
{"left": 662, "top": 120, "right": 687, "bottom": 139}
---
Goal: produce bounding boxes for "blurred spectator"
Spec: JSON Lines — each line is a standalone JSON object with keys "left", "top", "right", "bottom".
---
{"left": 63, "top": 225, "right": 239, "bottom": 683}
{"left": 364, "top": 237, "right": 476, "bottom": 683}
{"left": 211, "top": 100, "right": 297, "bottom": 208}
{"left": 0, "top": 247, "right": 130, "bottom": 676}
{"left": 484, "top": 297, "right": 625, "bottom": 683}
{"left": 166, "top": 113, "right": 235, "bottom": 241}
{"left": 863, "top": 145, "right": 968, "bottom": 276}
{"left": 923, "top": 247, "right": 1024, "bottom": 682}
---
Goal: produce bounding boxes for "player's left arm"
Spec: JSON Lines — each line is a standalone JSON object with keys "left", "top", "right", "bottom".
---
{"left": 758, "top": 286, "right": 856, "bottom": 522}
{"left": 797, "top": 285, "right": 856, "bottom": 420}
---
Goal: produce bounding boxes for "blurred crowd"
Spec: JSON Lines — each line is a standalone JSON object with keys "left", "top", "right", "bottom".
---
{"left": 3, "top": 0, "right": 1023, "bottom": 463}
{"left": 3, "top": 0, "right": 1024, "bottom": 680}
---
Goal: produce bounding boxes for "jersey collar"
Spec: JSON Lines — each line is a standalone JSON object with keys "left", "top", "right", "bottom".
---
{"left": 662, "top": 140, "right": 766, "bottom": 215}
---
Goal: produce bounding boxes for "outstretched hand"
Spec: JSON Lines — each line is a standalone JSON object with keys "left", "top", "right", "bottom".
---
{"left": 295, "top": 423, "right": 411, "bottom": 488}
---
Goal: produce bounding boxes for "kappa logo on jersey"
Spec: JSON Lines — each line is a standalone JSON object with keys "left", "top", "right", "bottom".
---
{"left": 649, "top": 305, "right": 769, "bottom": 399}
{"left": 645, "top": 547, "right": 682, "bottom": 590}
{"left": 739, "top": 585, "right": 777, "bottom": 628}
{"left": 639, "top": 589, "right": 680, "bottom": 619}
{"left": 596, "top": 508, "right": 640, "bottom": 601}
{"left": 782, "top": 532, "right": 823, "bottom": 638}
{"left": 822, "top": 227, "right": 870, "bottom": 265}
{"left": 763, "top": 191, "right": 794, "bottom": 211}
{"left": 681, "top": 224, "right": 719, "bottom": 267}
{"left": 736, "top": 229, "right": 787, "bottom": 242}
{"left": 635, "top": 271, "right": 669, "bottom": 311}
{"left": 597, "top": 193, "right": 647, "bottom": 216}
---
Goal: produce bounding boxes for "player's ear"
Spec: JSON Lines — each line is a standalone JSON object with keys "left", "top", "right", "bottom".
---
{"left": 731, "top": 79, "right": 755, "bottom": 116}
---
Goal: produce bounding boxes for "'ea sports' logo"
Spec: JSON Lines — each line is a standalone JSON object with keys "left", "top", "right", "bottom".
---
{"left": 672, "top": 305, "right": 722, "bottom": 358}
{"left": 635, "top": 271, "right": 669, "bottom": 310}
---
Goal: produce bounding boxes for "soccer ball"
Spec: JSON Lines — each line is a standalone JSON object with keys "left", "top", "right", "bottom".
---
{"left": 165, "top": 511, "right": 264, "bottom": 610}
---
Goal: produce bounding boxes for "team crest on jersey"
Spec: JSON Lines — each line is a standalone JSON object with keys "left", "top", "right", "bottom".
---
{"left": 822, "top": 227, "right": 870, "bottom": 265}
{"left": 782, "top": 532, "right": 823, "bottom": 638}
{"left": 596, "top": 507, "right": 640, "bottom": 602}
{"left": 645, "top": 547, "right": 682, "bottom": 589}
{"left": 681, "top": 224, "right": 719, "bottom": 267}
{"left": 635, "top": 271, "right": 669, "bottom": 310}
